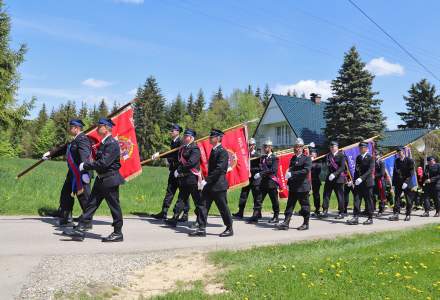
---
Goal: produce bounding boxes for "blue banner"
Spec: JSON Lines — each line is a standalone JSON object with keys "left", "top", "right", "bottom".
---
{"left": 381, "top": 146, "right": 417, "bottom": 187}
{"left": 343, "top": 142, "right": 374, "bottom": 178}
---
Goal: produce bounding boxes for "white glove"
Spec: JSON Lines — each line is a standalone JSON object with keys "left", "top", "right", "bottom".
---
{"left": 425, "top": 179, "right": 431, "bottom": 184}
{"left": 285, "top": 171, "right": 292, "bottom": 180}
{"left": 355, "top": 178, "right": 363, "bottom": 186}
{"left": 198, "top": 180, "right": 207, "bottom": 190}
{"left": 347, "top": 181, "right": 353, "bottom": 187}
{"left": 402, "top": 183, "right": 408, "bottom": 190}
{"left": 79, "top": 162, "right": 84, "bottom": 171}
{"left": 81, "top": 173, "right": 90, "bottom": 184}
{"left": 151, "top": 152, "right": 160, "bottom": 160}
{"left": 254, "top": 173, "right": 261, "bottom": 180}
{"left": 329, "top": 173, "right": 335, "bottom": 181}
{"left": 42, "top": 151, "right": 50, "bottom": 160}
{"left": 174, "top": 170, "right": 179, "bottom": 178}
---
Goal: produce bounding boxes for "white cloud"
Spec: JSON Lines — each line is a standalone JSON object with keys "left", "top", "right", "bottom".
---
{"left": 273, "top": 80, "right": 332, "bottom": 100}
{"left": 114, "top": 0, "right": 144, "bottom": 4}
{"left": 82, "top": 78, "right": 113, "bottom": 88}
{"left": 365, "top": 57, "right": 405, "bottom": 76}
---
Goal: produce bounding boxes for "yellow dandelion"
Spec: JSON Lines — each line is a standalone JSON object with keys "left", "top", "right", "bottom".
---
{"left": 414, "top": 271, "right": 418, "bottom": 274}
{"left": 426, "top": 297, "right": 432, "bottom": 300}
{"left": 395, "top": 272, "right": 401, "bottom": 278}
{"left": 331, "top": 264, "right": 336, "bottom": 269}
{"left": 403, "top": 266, "right": 407, "bottom": 269}
{"left": 301, "top": 272, "right": 307, "bottom": 277}
{"left": 248, "top": 274, "right": 254, "bottom": 278}
{"left": 336, "top": 273, "right": 341, "bottom": 277}
{"left": 282, "top": 265, "right": 287, "bottom": 270}
{"left": 378, "top": 272, "right": 384, "bottom": 275}
{"left": 319, "top": 269, "right": 324, "bottom": 274}
{"left": 267, "top": 269, "right": 272, "bottom": 273}
{"left": 291, "top": 265, "right": 296, "bottom": 269}
{"left": 405, "top": 261, "right": 410, "bottom": 265}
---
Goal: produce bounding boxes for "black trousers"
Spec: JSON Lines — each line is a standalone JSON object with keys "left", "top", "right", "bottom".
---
{"left": 161, "top": 172, "right": 189, "bottom": 215}
{"left": 175, "top": 184, "right": 206, "bottom": 228}
{"left": 312, "top": 182, "right": 321, "bottom": 212}
{"left": 423, "top": 186, "right": 440, "bottom": 212}
{"left": 203, "top": 189, "right": 233, "bottom": 228}
{"left": 60, "top": 173, "right": 91, "bottom": 214}
{"left": 284, "top": 191, "right": 310, "bottom": 223}
{"left": 80, "top": 179, "right": 123, "bottom": 232}
{"left": 353, "top": 184, "right": 374, "bottom": 218}
{"left": 255, "top": 187, "right": 279, "bottom": 214}
{"left": 344, "top": 185, "right": 354, "bottom": 214}
{"left": 323, "top": 181, "right": 345, "bottom": 213}
{"left": 393, "top": 185, "right": 415, "bottom": 215}
{"left": 238, "top": 184, "right": 262, "bottom": 212}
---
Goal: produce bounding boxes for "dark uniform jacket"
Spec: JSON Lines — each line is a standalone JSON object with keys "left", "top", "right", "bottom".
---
{"left": 259, "top": 153, "right": 279, "bottom": 189}
{"left": 392, "top": 157, "right": 416, "bottom": 189}
{"left": 176, "top": 142, "right": 201, "bottom": 186}
{"left": 287, "top": 154, "right": 312, "bottom": 193}
{"left": 50, "top": 132, "right": 92, "bottom": 178}
{"left": 205, "top": 144, "right": 229, "bottom": 192}
{"left": 354, "top": 153, "right": 375, "bottom": 187}
{"left": 423, "top": 163, "right": 440, "bottom": 190}
{"left": 325, "top": 151, "right": 346, "bottom": 184}
{"left": 311, "top": 161, "right": 322, "bottom": 186}
{"left": 249, "top": 150, "right": 261, "bottom": 186}
{"left": 163, "top": 136, "right": 182, "bottom": 171}
{"left": 375, "top": 159, "right": 386, "bottom": 180}
{"left": 83, "top": 135, "right": 124, "bottom": 188}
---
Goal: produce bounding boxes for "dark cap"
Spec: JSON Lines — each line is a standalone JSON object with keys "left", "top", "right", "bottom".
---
{"left": 210, "top": 128, "right": 224, "bottom": 137}
{"left": 427, "top": 156, "right": 436, "bottom": 162}
{"left": 396, "top": 146, "right": 405, "bottom": 152}
{"left": 170, "top": 124, "right": 183, "bottom": 132}
{"left": 183, "top": 128, "right": 196, "bottom": 137}
{"left": 329, "top": 141, "right": 338, "bottom": 147}
{"left": 69, "top": 119, "right": 85, "bottom": 127}
{"left": 98, "top": 118, "right": 115, "bottom": 128}
{"left": 359, "top": 142, "right": 368, "bottom": 148}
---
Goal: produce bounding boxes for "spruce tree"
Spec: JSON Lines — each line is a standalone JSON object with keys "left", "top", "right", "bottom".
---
{"left": 186, "top": 93, "right": 194, "bottom": 119}
{"left": 168, "top": 93, "right": 186, "bottom": 124}
{"left": 193, "top": 89, "right": 205, "bottom": 121}
{"left": 397, "top": 79, "right": 440, "bottom": 129}
{"left": 89, "top": 104, "right": 100, "bottom": 123}
{"left": 52, "top": 101, "right": 77, "bottom": 145}
{"left": 210, "top": 86, "right": 224, "bottom": 109}
{"left": 262, "top": 84, "right": 271, "bottom": 107}
{"left": 111, "top": 100, "right": 119, "bottom": 114}
{"left": 36, "top": 103, "right": 48, "bottom": 133}
{"left": 97, "top": 99, "right": 109, "bottom": 118}
{"left": 246, "top": 84, "right": 253, "bottom": 94}
{"left": 134, "top": 76, "right": 167, "bottom": 159}
{"left": 78, "top": 102, "right": 88, "bottom": 120}
{"left": 254, "top": 87, "right": 261, "bottom": 101}
{"left": 287, "top": 90, "right": 292, "bottom": 97}
{"left": 324, "top": 46, "right": 385, "bottom": 146}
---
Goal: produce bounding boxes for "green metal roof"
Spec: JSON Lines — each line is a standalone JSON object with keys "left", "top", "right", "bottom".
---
{"left": 378, "top": 128, "right": 430, "bottom": 147}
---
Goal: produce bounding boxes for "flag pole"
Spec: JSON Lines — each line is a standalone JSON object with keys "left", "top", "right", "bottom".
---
{"left": 16, "top": 99, "right": 137, "bottom": 179}
{"left": 313, "top": 135, "right": 380, "bottom": 161}
{"left": 140, "top": 118, "right": 259, "bottom": 166}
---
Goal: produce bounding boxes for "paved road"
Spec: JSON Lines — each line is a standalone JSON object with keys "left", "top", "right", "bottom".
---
{"left": 1, "top": 211, "right": 438, "bottom": 299}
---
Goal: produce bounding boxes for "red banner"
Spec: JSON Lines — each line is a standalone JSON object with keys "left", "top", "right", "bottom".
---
{"left": 198, "top": 125, "right": 250, "bottom": 190}
{"left": 87, "top": 106, "right": 142, "bottom": 181}
{"left": 277, "top": 152, "right": 294, "bottom": 199}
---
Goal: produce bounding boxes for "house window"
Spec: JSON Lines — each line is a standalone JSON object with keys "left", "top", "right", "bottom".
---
{"left": 276, "top": 125, "right": 292, "bottom": 146}
{"left": 276, "top": 126, "right": 282, "bottom": 145}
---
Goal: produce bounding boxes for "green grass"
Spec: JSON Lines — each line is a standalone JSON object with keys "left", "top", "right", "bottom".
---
{"left": 157, "top": 224, "right": 440, "bottom": 300}
{"left": 0, "top": 157, "right": 345, "bottom": 216}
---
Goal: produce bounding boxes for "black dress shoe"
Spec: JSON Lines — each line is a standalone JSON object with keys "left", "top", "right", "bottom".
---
{"left": 434, "top": 211, "right": 440, "bottom": 217}
{"left": 102, "top": 232, "right": 123, "bottom": 242}
{"left": 404, "top": 215, "right": 411, "bottom": 221}
{"left": 73, "top": 217, "right": 80, "bottom": 222}
{"left": 151, "top": 211, "right": 167, "bottom": 220}
{"left": 62, "top": 228, "right": 85, "bottom": 240}
{"left": 335, "top": 214, "right": 344, "bottom": 220}
{"left": 232, "top": 212, "right": 244, "bottom": 219}
{"left": 313, "top": 210, "right": 321, "bottom": 217}
{"left": 188, "top": 228, "right": 206, "bottom": 237}
{"left": 388, "top": 214, "right": 399, "bottom": 221}
{"left": 177, "top": 213, "right": 188, "bottom": 222}
{"left": 422, "top": 211, "right": 429, "bottom": 217}
{"left": 189, "top": 221, "right": 200, "bottom": 229}
{"left": 376, "top": 211, "right": 383, "bottom": 217}
{"left": 363, "top": 218, "right": 373, "bottom": 225}
{"left": 268, "top": 215, "right": 279, "bottom": 224}
{"left": 74, "top": 223, "right": 93, "bottom": 231}
{"left": 347, "top": 217, "right": 359, "bottom": 225}
{"left": 297, "top": 223, "right": 309, "bottom": 231}
{"left": 165, "top": 218, "right": 178, "bottom": 227}
{"left": 246, "top": 215, "right": 259, "bottom": 224}
{"left": 320, "top": 210, "right": 329, "bottom": 218}
{"left": 219, "top": 227, "right": 234, "bottom": 237}
{"left": 276, "top": 220, "right": 290, "bottom": 230}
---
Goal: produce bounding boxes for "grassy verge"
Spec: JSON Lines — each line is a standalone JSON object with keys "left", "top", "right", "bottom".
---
{"left": 158, "top": 224, "right": 440, "bottom": 299}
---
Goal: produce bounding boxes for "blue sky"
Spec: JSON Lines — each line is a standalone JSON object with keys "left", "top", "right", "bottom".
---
{"left": 8, "top": 0, "right": 440, "bottom": 129}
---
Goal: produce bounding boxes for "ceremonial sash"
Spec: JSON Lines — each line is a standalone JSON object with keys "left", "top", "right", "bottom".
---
{"left": 261, "top": 155, "right": 279, "bottom": 186}
{"left": 66, "top": 144, "right": 84, "bottom": 196}
{"left": 328, "top": 154, "right": 346, "bottom": 179}
{"left": 178, "top": 145, "right": 202, "bottom": 182}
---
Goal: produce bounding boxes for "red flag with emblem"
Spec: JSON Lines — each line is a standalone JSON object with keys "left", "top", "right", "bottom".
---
{"left": 86, "top": 105, "right": 142, "bottom": 181}
{"left": 277, "top": 152, "right": 294, "bottom": 200}
{"left": 198, "top": 125, "right": 250, "bottom": 190}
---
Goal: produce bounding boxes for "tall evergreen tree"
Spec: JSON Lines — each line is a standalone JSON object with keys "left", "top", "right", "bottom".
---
{"left": 210, "top": 86, "right": 224, "bottom": 109}
{"left": 134, "top": 76, "right": 167, "bottom": 159}
{"left": 292, "top": 89, "right": 298, "bottom": 97}
{"left": 193, "top": 89, "right": 205, "bottom": 121}
{"left": 246, "top": 84, "right": 253, "bottom": 94}
{"left": 78, "top": 102, "right": 88, "bottom": 120}
{"left": 97, "top": 99, "right": 109, "bottom": 118}
{"left": 262, "top": 84, "right": 271, "bottom": 107}
{"left": 33, "top": 119, "right": 56, "bottom": 157}
{"left": 35, "top": 103, "right": 48, "bottom": 133}
{"left": 186, "top": 93, "right": 194, "bottom": 119}
{"left": 168, "top": 93, "right": 186, "bottom": 124}
{"left": 52, "top": 101, "right": 77, "bottom": 145}
{"left": 89, "top": 104, "right": 100, "bottom": 123}
{"left": 254, "top": 87, "right": 261, "bottom": 101}
{"left": 287, "top": 90, "right": 292, "bottom": 96}
{"left": 324, "top": 46, "right": 385, "bottom": 146}
{"left": 111, "top": 100, "right": 119, "bottom": 114}
{"left": 397, "top": 79, "right": 440, "bottom": 129}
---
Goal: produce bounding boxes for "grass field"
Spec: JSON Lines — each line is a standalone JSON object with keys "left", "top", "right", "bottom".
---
{"left": 158, "top": 224, "right": 440, "bottom": 299}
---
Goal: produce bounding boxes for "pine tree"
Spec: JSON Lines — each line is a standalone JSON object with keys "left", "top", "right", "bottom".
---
{"left": 254, "top": 87, "right": 261, "bottom": 101}
{"left": 78, "top": 102, "right": 88, "bottom": 120}
{"left": 246, "top": 84, "right": 253, "bottom": 94}
{"left": 89, "top": 104, "right": 100, "bottom": 123}
{"left": 292, "top": 89, "right": 298, "bottom": 97}
{"left": 193, "top": 89, "right": 205, "bottom": 121}
{"left": 287, "top": 90, "right": 292, "bottom": 96}
{"left": 397, "top": 79, "right": 440, "bottom": 129}
{"left": 33, "top": 119, "right": 56, "bottom": 157}
{"left": 134, "top": 76, "right": 167, "bottom": 159}
{"left": 186, "top": 93, "right": 194, "bottom": 119}
{"left": 262, "top": 84, "right": 271, "bottom": 107}
{"left": 168, "top": 93, "right": 186, "bottom": 124}
{"left": 210, "top": 86, "right": 224, "bottom": 109}
{"left": 98, "top": 99, "right": 109, "bottom": 118}
{"left": 324, "top": 46, "right": 385, "bottom": 146}
{"left": 111, "top": 100, "right": 119, "bottom": 114}
{"left": 35, "top": 103, "right": 48, "bottom": 133}
{"left": 52, "top": 101, "right": 77, "bottom": 145}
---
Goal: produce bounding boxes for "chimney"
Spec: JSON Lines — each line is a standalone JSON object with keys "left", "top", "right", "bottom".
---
{"left": 310, "top": 93, "right": 321, "bottom": 104}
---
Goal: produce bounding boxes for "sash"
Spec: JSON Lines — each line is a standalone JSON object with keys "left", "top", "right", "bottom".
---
{"left": 66, "top": 144, "right": 84, "bottom": 196}
{"left": 329, "top": 153, "right": 346, "bottom": 179}
{"left": 261, "top": 155, "right": 279, "bottom": 186}
{"left": 178, "top": 146, "right": 202, "bottom": 181}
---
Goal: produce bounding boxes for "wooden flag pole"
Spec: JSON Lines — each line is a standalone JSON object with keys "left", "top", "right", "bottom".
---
{"left": 140, "top": 118, "right": 259, "bottom": 166}
{"left": 16, "top": 99, "right": 137, "bottom": 179}
{"left": 313, "top": 135, "right": 380, "bottom": 161}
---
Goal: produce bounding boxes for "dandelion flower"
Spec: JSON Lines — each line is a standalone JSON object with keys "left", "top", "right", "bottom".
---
{"left": 395, "top": 272, "right": 401, "bottom": 277}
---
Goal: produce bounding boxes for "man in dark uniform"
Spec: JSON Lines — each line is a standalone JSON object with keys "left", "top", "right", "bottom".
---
{"left": 310, "top": 149, "right": 322, "bottom": 216}
{"left": 151, "top": 124, "right": 190, "bottom": 221}
{"left": 247, "top": 139, "right": 280, "bottom": 224}
{"left": 389, "top": 146, "right": 416, "bottom": 221}
{"left": 347, "top": 142, "right": 375, "bottom": 225}
{"left": 321, "top": 141, "right": 346, "bottom": 219}
{"left": 373, "top": 151, "right": 388, "bottom": 217}
{"left": 277, "top": 138, "right": 312, "bottom": 230}
{"left": 42, "top": 119, "right": 92, "bottom": 227}
{"left": 197, "top": 129, "right": 234, "bottom": 237}
{"left": 421, "top": 156, "right": 440, "bottom": 217}
{"left": 232, "top": 138, "right": 262, "bottom": 219}
{"left": 165, "top": 129, "right": 206, "bottom": 231}
{"left": 65, "top": 118, "right": 125, "bottom": 242}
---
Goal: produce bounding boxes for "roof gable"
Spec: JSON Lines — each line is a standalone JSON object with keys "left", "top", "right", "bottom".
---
{"left": 378, "top": 128, "right": 430, "bottom": 147}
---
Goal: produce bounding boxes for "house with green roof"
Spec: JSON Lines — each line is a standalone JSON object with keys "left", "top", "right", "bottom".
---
{"left": 253, "top": 94, "right": 429, "bottom": 150}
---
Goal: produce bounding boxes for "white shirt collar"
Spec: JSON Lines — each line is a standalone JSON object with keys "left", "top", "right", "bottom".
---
{"left": 173, "top": 136, "right": 179, "bottom": 143}
{"left": 361, "top": 151, "right": 368, "bottom": 159}
{"left": 213, "top": 143, "right": 221, "bottom": 150}
{"left": 101, "top": 134, "right": 112, "bottom": 144}
{"left": 73, "top": 131, "right": 82, "bottom": 140}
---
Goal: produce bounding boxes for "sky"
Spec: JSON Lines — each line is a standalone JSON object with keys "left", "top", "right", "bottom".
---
{"left": 8, "top": 0, "right": 440, "bottom": 129}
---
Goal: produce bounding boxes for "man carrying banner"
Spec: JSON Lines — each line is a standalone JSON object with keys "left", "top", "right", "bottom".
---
{"left": 310, "top": 148, "right": 322, "bottom": 216}
{"left": 65, "top": 118, "right": 125, "bottom": 242}
{"left": 198, "top": 129, "right": 234, "bottom": 237}
{"left": 347, "top": 142, "right": 375, "bottom": 225}
{"left": 232, "top": 138, "right": 262, "bottom": 219}
{"left": 151, "top": 124, "right": 190, "bottom": 222}
{"left": 42, "top": 119, "right": 92, "bottom": 227}
{"left": 389, "top": 146, "right": 416, "bottom": 221}
{"left": 421, "top": 156, "right": 440, "bottom": 217}
{"left": 277, "top": 138, "right": 312, "bottom": 230}
{"left": 321, "top": 141, "right": 346, "bottom": 219}
{"left": 247, "top": 139, "right": 280, "bottom": 224}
